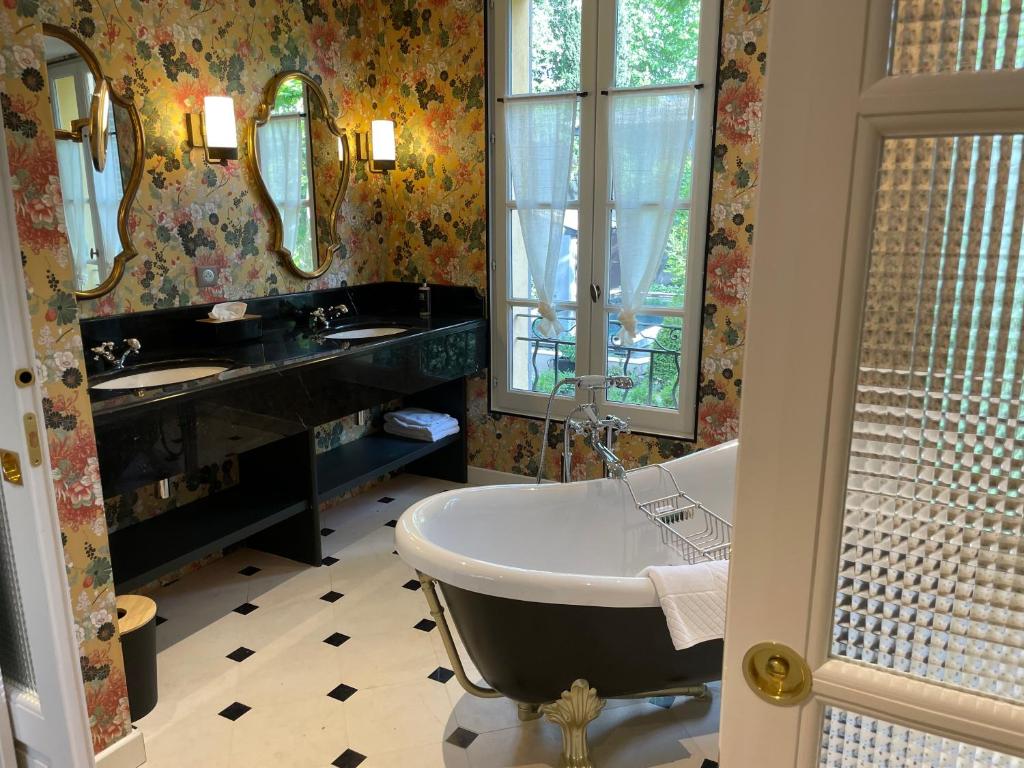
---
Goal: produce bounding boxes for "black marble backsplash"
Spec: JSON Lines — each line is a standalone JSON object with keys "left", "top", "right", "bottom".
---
{"left": 79, "top": 282, "right": 485, "bottom": 367}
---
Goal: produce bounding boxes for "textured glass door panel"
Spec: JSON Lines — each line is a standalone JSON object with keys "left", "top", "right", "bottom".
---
{"left": 0, "top": 483, "right": 36, "bottom": 691}
{"left": 833, "top": 134, "right": 1024, "bottom": 701}
{"left": 820, "top": 707, "right": 1024, "bottom": 766}
{"left": 891, "top": 0, "right": 1024, "bottom": 74}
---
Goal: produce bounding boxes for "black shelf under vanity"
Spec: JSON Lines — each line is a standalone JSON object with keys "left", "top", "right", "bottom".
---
{"left": 110, "top": 434, "right": 315, "bottom": 592}
{"left": 316, "top": 432, "right": 461, "bottom": 501}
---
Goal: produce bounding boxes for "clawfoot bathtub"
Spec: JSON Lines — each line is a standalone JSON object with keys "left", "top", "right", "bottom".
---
{"left": 396, "top": 440, "right": 736, "bottom": 767}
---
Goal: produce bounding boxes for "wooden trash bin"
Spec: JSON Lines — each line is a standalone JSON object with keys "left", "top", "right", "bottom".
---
{"left": 116, "top": 595, "right": 158, "bottom": 720}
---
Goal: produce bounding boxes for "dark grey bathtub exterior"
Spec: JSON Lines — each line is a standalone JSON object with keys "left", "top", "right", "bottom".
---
{"left": 439, "top": 581, "right": 724, "bottom": 704}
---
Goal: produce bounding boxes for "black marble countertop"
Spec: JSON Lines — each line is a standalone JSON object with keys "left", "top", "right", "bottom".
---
{"left": 87, "top": 314, "right": 485, "bottom": 418}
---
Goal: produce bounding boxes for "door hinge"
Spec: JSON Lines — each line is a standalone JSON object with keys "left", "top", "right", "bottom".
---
{"left": 23, "top": 413, "right": 42, "bottom": 467}
{"left": 0, "top": 450, "right": 22, "bottom": 485}
{"left": 490, "top": 132, "right": 496, "bottom": 145}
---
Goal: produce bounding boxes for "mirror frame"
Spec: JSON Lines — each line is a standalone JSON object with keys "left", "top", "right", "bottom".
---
{"left": 43, "top": 23, "right": 145, "bottom": 301}
{"left": 248, "top": 71, "right": 352, "bottom": 280}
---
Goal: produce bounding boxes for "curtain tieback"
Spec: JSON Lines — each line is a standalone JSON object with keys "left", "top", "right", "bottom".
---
{"left": 536, "top": 301, "right": 565, "bottom": 339}
{"left": 617, "top": 308, "right": 638, "bottom": 346}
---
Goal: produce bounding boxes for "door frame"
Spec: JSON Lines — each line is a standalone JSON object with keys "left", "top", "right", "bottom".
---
{"left": 0, "top": 116, "right": 96, "bottom": 767}
{"left": 720, "top": 0, "right": 1024, "bottom": 764}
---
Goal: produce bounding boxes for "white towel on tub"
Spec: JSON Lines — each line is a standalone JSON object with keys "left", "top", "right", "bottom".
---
{"left": 640, "top": 561, "right": 729, "bottom": 650}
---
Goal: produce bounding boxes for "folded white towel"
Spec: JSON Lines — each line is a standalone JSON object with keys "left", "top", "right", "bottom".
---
{"left": 640, "top": 561, "right": 729, "bottom": 650}
{"left": 384, "top": 421, "right": 460, "bottom": 442}
{"left": 385, "top": 408, "right": 457, "bottom": 428}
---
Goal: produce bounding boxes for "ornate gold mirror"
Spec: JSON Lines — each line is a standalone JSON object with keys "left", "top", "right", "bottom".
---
{"left": 43, "top": 24, "right": 144, "bottom": 300}
{"left": 249, "top": 72, "right": 351, "bottom": 279}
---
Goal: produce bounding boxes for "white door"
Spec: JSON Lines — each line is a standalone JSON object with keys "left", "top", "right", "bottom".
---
{"left": 721, "top": 0, "right": 1024, "bottom": 765}
{"left": 0, "top": 122, "right": 95, "bottom": 765}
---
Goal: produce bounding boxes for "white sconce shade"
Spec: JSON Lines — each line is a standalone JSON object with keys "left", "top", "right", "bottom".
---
{"left": 371, "top": 120, "right": 396, "bottom": 169}
{"left": 202, "top": 96, "right": 238, "bottom": 162}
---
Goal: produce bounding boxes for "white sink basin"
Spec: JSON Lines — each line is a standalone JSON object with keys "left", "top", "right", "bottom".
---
{"left": 91, "top": 365, "right": 229, "bottom": 391}
{"left": 325, "top": 326, "right": 409, "bottom": 341}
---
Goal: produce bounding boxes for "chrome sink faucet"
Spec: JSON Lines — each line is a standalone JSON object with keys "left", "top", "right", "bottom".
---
{"left": 91, "top": 338, "right": 141, "bottom": 369}
{"left": 537, "top": 375, "right": 634, "bottom": 482}
{"left": 310, "top": 304, "right": 349, "bottom": 332}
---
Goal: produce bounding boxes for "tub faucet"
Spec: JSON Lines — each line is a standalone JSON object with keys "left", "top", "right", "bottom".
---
{"left": 537, "top": 375, "right": 634, "bottom": 483}
{"left": 91, "top": 338, "right": 141, "bottom": 369}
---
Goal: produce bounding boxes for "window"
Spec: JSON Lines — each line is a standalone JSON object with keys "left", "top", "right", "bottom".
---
{"left": 490, "top": 0, "right": 719, "bottom": 437}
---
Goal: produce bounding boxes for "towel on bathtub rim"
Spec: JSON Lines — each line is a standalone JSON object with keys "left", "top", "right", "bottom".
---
{"left": 640, "top": 561, "right": 729, "bottom": 651}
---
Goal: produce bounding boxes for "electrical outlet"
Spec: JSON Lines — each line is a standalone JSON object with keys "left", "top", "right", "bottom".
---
{"left": 196, "top": 265, "right": 220, "bottom": 287}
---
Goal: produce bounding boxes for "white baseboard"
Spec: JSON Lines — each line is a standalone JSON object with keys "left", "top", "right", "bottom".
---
{"left": 95, "top": 728, "right": 146, "bottom": 768}
{"left": 467, "top": 466, "right": 553, "bottom": 485}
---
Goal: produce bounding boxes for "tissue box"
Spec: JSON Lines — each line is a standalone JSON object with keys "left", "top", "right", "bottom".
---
{"left": 195, "top": 313, "right": 262, "bottom": 344}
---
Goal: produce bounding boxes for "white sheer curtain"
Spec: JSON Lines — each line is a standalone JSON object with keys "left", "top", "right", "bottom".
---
{"left": 505, "top": 95, "right": 578, "bottom": 338}
{"left": 609, "top": 89, "right": 695, "bottom": 344}
{"left": 93, "top": 120, "right": 124, "bottom": 275}
{"left": 55, "top": 139, "right": 91, "bottom": 287}
{"left": 258, "top": 116, "right": 305, "bottom": 253}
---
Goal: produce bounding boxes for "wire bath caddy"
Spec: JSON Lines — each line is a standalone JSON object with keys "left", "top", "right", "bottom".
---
{"left": 624, "top": 464, "right": 732, "bottom": 564}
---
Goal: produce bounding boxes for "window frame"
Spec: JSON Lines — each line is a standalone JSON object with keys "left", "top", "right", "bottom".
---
{"left": 488, "top": 0, "right": 721, "bottom": 438}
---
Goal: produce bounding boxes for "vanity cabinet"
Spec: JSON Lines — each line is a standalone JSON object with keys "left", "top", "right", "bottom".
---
{"left": 84, "top": 284, "right": 486, "bottom": 592}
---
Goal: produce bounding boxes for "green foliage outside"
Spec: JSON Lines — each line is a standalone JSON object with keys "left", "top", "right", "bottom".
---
{"left": 524, "top": 1, "right": 702, "bottom": 409}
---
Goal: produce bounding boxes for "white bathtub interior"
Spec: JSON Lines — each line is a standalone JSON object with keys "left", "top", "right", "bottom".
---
{"left": 398, "top": 441, "right": 737, "bottom": 607}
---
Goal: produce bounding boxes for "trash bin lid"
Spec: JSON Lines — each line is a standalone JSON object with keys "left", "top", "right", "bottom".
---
{"left": 116, "top": 594, "right": 157, "bottom": 636}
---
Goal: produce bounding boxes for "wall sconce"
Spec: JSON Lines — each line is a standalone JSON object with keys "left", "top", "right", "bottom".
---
{"left": 186, "top": 96, "right": 238, "bottom": 164}
{"left": 355, "top": 119, "right": 396, "bottom": 173}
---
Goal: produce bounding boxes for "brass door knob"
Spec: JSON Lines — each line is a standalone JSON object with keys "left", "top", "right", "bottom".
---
{"left": 742, "top": 641, "right": 812, "bottom": 705}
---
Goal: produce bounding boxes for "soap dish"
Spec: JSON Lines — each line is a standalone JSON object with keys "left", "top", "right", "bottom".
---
{"left": 195, "top": 314, "right": 262, "bottom": 343}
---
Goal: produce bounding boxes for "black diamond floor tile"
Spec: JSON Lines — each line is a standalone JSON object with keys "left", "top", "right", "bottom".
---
{"left": 384, "top": 519, "right": 398, "bottom": 528}
{"left": 332, "top": 749, "right": 366, "bottom": 768}
{"left": 378, "top": 496, "right": 395, "bottom": 503}
{"left": 414, "top": 619, "right": 436, "bottom": 632}
{"left": 324, "top": 632, "right": 350, "bottom": 647}
{"left": 320, "top": 591, "right": 344, "bottom": 603}
{"left": 155, "top": 615, "right": 167, "bottom": 626}
{"left": 321, "top": 527, "right": 335, "bottom": 536}
{"left": 701, "top": 761, "right": 719, "bottom": 768}
{"left": 238, "top": 565, "right": 261, "bottom": 576}
{"left": 446, "top": 726, "right": 479, "bottom": 748}
{"left": 402, "top": 579, "right": 421, "bottom": 591}
{"left": 233, "top": 602, "right": 259, "bottom": 615}
{"left": 322, "top": 556, "right": 339, "bottom": 566}
{"left": 327, "top": 683, "right": 358, "bottom": 702}
{"left": 218, "top": 702, "right": 251, "bottom": 721}
{"left": 428, "top": 667, "right": 455, "bottom": 684}
{"left": 226, "top": 647, "right": 255, "bottom": 663}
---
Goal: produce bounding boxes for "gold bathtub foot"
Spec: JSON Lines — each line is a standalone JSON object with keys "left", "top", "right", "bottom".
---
{"left": 540, "top": 679, "right": 605, "bottom": 768}
{"left": 518, "top": 702, "right": 543, "bottom": 722}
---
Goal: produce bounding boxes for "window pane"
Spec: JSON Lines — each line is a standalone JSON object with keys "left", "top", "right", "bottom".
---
{"left": 615, "top": 0, "right": 703, "bottom": 87}
{"left": 510, "top": 305, "right": 577, "bottom": 395}
{"left": 821, "top": 707, "right": 1024, "bottom": 767}
{"left": 0, "top": 483, "right": 36, "bottom": 692}
{"left": 509, "top": 208, "right": 579, "bottom": 302}
{"left": 891, "top": 0, "right": 1024, "bottom": 74}
{"left": 608, "top": 209, "right": 689, "bottom": 309}
{"left": 834, "top": 135, "right": 1024, "bottom": 701}
{"left": 509, "top": 0, "right": 582, "bottom": 95}
{"left": 605, "top": 311, "right": 682, "bottom": 410}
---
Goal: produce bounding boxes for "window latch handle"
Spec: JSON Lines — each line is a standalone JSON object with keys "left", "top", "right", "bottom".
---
{"left": 590, "top": 283, "right": 602, "bottom": 303}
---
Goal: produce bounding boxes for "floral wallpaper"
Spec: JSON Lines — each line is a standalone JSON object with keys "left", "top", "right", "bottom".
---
{"left": 0, "top": 20, "right": 132, "bottom": 755}
{"left": 2, "top": 0, "right": 768, "bottom": 753}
